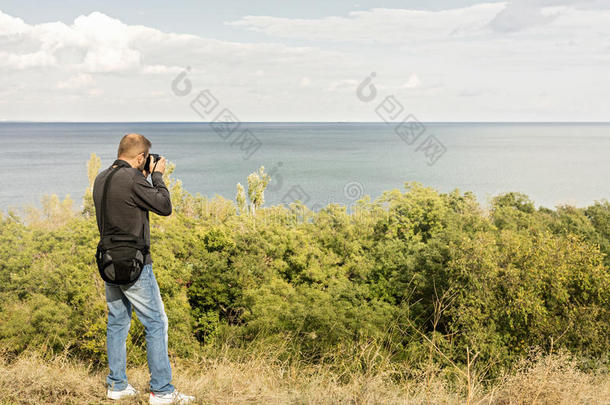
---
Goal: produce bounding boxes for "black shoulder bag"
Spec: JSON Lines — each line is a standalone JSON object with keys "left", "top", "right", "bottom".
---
{"left": 95, "top": 166, "right": 150, "bottom": 284}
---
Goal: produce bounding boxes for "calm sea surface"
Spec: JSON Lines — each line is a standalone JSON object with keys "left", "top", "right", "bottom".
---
{"left": 0, "top": 122, "right": 608, "bottom": 213}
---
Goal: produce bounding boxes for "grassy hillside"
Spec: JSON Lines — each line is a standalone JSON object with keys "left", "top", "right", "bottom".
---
{"left": 0, "top": 154, "right": 608, "bottom": 404}
{"left": 0, "top": 346, "right": 608, "bottom": 404}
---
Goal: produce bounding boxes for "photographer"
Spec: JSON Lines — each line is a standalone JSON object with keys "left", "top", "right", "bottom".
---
{"left": 92, "top": 133, "right": 194, "bottom": 404}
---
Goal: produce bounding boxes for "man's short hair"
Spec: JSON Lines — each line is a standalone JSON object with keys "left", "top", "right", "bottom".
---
{"left": 117, "top": 133, "right": 152, "bottom": 159}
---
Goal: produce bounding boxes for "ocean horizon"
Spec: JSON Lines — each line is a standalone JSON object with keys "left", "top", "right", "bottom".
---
{"left": 2, "top": 122, "right": 608, "bottom": 214}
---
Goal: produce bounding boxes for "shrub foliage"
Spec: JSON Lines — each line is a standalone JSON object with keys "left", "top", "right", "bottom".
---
{"left": 0, "top": 155, "right": 607, "bottom": 378}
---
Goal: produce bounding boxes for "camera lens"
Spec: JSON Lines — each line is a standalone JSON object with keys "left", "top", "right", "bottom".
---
{"left": 148, "top": 154, "right": 160, "bottom": 172}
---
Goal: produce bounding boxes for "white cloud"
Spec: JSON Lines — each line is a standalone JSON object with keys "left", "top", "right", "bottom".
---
{"left": 0, "top": 10, "right": 145, "bottom": 72}
{"left": 325, "top": 79, "right": 359, "bottom": 92}
{"left": 141, "top": 64, "right": 183, "bottom": 74}
{"left": 0, "top": 4, "right": 609, "bottom": 121}
{"left": 87, "top": 88, "right": 103, "bottom": 96}
{"left": 227, "top": 4, "right": 504, "bottom": 44}
{"left": 490, "top": 1, "right": 560, "bottom": 32}
{"left": 56, "top": 73, "right": 94, "bottom": 89}
{"left": 402, "top": 73, "right": 421, "bottom": 89}
{"left": 0, "top": 10, "right": 335, "bottom": 75}
{"left": 0, "top": 9, "right": 354, "bottom": 120}
{"left": 0, "top": 50, "right": 56, "bottom": 69}
{"left": 0, "top": 11, "right": 28, "bottom": 35}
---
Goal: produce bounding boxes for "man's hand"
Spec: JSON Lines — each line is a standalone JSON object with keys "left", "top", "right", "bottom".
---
{"left": 153, "top": 156, "right": 166, "bottom": 174}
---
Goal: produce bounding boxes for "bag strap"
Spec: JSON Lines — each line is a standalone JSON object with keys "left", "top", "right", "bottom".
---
{"left": 100, "top": 167, "right": 120, "bottom": 239}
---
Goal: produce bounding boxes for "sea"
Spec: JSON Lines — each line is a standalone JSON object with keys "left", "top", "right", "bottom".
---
{"left": 0, "top": 122, "right": 608, "bottom": 214}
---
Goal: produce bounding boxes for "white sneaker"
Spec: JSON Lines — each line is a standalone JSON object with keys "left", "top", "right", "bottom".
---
{"left": 149, "top": 389, "right": 195, "bottom": 404}
{"left": 107, "top": 383, "right": 139, "bottom": 400}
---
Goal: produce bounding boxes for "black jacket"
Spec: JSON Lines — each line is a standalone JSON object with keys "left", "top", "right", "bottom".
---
{"left": 92, "top": 159, "right": 172, "bottom": 265}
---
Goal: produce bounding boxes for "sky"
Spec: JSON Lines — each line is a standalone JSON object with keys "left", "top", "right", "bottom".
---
{"left": 0, "top": 0, "right": 609, "bottom": 122}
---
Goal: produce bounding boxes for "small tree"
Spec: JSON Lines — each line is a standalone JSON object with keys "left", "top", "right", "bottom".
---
{"left": 236, "top": 183, "right": 247, "bottom": 215}
{"left": 235, "top": 166, "right": 270, "bottom": 216}
{"left": 82, "top": 153, "right": 101, "bottom": 218}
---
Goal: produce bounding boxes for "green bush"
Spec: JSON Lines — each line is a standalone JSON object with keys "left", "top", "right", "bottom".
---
{"left": 0, "top": 155, "right": 607, "bottom": 378}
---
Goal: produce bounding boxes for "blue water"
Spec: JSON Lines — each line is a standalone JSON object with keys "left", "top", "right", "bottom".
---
{"left": 0, "top": 122, "right": 608, "bottom": 214}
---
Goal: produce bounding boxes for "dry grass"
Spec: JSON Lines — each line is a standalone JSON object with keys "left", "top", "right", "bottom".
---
{"left": 481, "top": 351, "right": 610, "bottom": 405}
{"left": 0, "top": 347, "right": 607, "bottom": 405}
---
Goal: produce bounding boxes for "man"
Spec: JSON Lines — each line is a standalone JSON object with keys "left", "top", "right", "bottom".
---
{"left": 93, "top": 133, "right": 195, "bottom": 404}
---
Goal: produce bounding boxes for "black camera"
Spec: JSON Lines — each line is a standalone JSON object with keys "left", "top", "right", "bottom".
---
{"left": 145, "top": 153, "right": 161, "bottom": 173}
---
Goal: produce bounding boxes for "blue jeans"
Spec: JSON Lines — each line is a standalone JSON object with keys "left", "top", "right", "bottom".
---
{"left": 104, "top": 263, "right": 175, "bottom": 394}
